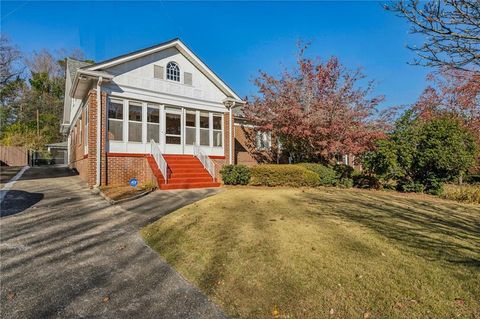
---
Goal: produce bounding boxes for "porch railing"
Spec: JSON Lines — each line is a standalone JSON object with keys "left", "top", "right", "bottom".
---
{"left": 150, "top": 139, "right": 168, "bottom": 184}
{"left": 193, "top": 144, "right": 216, "bottom": 182}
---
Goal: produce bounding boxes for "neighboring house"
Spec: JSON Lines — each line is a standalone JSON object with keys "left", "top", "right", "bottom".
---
{"left": 62, "top": 38, "right": 244, "bottom": 190}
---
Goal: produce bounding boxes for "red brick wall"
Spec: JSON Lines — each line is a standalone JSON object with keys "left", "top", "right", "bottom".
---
{"left": 69, "top": 103, "right": 90, "bottom": 183}
{"left": 104, "top": 154, "right": 157, "bottom": 186}
{"left": 233, "top": 124, "right": 278, "bottom": 165}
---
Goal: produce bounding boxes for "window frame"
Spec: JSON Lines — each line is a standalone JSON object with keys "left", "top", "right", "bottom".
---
{"left": 107, "top": 98, "right": 124, "bottom": 142}
{"left": 166, "top": 61, "right": 180, "bottom": 82}
{"left": 146, "top": 104, "right": 160, "bottom": 143}
{"left": 128, "top": 101, "right": 143, "bottom": 143}
{"left": 212, "top": 113, "right": 223, "bottom": 147}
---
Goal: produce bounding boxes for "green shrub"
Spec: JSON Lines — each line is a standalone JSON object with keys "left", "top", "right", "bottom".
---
{"left": 396, "top": 178, "right": 425, "bottom": 193}
{"left": 353, "top": 173, "right": 381, "bottom": 189}
{"left": 250, "top": 164, "right": 320, "bottom": 187}
{"left": 298, "top": 163, "right": 337, "bottom": 186}
{"left": 220, "top": 165, "right": 251, "bottom": 185}
{"left": 466, "top": 174, "right": 480, "bottom": 184}
{"left": 441, "top": 184, "right": 480, "bottom": 204}
{"left": 333, "top": 164, "right": 355, "bottom": 188}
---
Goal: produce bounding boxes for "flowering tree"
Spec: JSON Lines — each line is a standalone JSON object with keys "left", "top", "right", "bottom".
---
{"left": 243, "top": 45, "right": 387, "bottom": 163}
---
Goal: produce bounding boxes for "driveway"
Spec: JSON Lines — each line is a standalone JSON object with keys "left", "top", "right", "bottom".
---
{"left": 0, "top": 167, "right": 227, "bottom": 319}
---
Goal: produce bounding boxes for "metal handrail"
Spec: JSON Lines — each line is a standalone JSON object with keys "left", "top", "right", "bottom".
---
{"left": 193, "top": 144, "right": 216, "bottom": 181}
{"left": 150, "top": 139, "right": 168, "bottom": 184}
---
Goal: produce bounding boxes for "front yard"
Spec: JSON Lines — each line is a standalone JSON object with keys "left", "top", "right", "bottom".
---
{"left": 141, "top": 187, "right": 480, "bottom": 319}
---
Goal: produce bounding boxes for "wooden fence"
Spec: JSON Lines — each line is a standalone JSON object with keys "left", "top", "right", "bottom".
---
{"left": 0, "top": 146, "right": 28, "bottom": 166}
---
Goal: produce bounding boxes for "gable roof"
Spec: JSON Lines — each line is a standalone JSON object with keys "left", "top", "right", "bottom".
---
{"left": 67, "top": 58, "right": 92, "bottom": 85}
{"left": 83, "top": 38, "right": 243, "bottom": 102}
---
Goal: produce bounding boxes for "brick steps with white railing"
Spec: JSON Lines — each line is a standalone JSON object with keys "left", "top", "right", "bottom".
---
{"left": 147, "top": 154, "right": 220, "bottom": 190}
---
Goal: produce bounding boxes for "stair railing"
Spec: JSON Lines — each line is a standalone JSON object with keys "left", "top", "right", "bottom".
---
{"left": 193, "top": 144, "right": 216, "bottom": 182}
{"left": 150, "top": 139, "right": 168, "bottom": 184}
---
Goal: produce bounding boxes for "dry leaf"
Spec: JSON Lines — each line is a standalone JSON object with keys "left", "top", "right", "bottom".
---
{"left": 102, "top": 295, "right": 110, "bottom": 303}
{"left": 454, "top": 298, "right": 465, "bottom": 305}
{"left": 363, "top": 311, "right": 371, "bottom": 319}
{"left": 7, "top": 291, "right": 15, "bottom": 301}
{"left": 329, "top": 308, "right": 335, "bottom": 315}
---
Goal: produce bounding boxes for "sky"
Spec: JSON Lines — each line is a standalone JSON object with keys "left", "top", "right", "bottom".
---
{"left": 1, "top": 1, "right": 431, "bottom": 108}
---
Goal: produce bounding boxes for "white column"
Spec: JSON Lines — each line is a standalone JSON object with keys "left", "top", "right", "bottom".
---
{"left": 209, "top": 112, "right": 213, "bottom": 148}
{"left": 195, "top": 110, "right": 200, "bottom": 146}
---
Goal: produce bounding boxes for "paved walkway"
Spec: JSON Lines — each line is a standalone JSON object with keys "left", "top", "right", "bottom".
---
{"left": 0, "top": 167, "right": 226, "bottom": 319}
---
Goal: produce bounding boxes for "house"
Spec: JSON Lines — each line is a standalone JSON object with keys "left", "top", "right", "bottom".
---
{"left": 62, "top": 38, "right": 245, "bottom": 190}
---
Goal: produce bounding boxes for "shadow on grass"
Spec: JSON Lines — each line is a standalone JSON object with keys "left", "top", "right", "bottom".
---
{"left": 293, "top": 190, "right": 480, "bottom": 268}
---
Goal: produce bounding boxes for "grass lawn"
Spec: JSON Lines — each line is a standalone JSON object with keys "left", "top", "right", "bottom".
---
{"left": 141, "top": 187, "right": 480, "bottom": 319}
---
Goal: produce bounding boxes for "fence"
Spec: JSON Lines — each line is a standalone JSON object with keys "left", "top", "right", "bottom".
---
{"left": 0, "top": 146, "right": 28, "bottom": 166}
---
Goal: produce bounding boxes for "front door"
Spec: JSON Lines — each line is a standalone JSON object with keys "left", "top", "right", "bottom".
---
{"left": 164, "top": 107, "right": 183, "bottom": 154}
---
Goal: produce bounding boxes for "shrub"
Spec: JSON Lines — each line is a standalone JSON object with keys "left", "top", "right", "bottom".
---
{"left": 466, "top": 174, "right": 480, "bottom": 184}
{"left": 250, "top": 164, "right": 320, "bottom": 187}
{"left": 441, "top": 184, "right": 480, "bottom": 204}
{"left": 333, "top": 164, "right": 355, "bottom": 188}
{"left": 353, "top": 173, "right": 381, "bottom": 189}
{"left": 396, "top": 178, "right": 425, "bottom": 193}
{"left": 298, "top": 163, "right": 337, "bottom": 186}
{"left": 220, "top": 165, "right": 251, "bottom": 185}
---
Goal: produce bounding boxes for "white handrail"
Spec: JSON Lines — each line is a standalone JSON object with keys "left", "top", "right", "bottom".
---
{"left": 193, "top": 144, "right": 216, "bottom": 181}
{"left": 150, "top": 139, "right": 168, "bottom": 184}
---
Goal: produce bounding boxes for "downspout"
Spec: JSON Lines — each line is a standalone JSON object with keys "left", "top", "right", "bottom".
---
{"left": 229, "top": 106, "right": 233, "bottom": 165}
{"left": 95, "top": 77, "right": 103, "bottom": 188}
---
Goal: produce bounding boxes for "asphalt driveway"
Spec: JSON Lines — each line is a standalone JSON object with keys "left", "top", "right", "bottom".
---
{"left": 0, "top": 167, "right": 226, "bottom": 319}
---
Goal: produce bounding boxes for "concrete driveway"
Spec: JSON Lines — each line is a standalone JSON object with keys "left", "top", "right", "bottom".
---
{"left": 0, "top": 167, "right": 227, "bottom": 319}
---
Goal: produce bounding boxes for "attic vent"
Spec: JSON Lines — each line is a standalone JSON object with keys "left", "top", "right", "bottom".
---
{"left": 154, "top": 65, "right": 164, "bottom": 79}
{"left": 184, "top": 72, "right": 192, "bottom": 85}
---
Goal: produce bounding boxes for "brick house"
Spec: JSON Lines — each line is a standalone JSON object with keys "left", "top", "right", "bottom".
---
{"left": 62, "top": 38, "right": 246, "bottom": 190}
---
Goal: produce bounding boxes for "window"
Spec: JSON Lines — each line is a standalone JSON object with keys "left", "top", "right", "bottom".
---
{"left": 147, "top": 105, "right": 160, "bottom": 142}
{"left": 185, "top": 111, "right": 196, "bottom": 145}
{"left": 165, "top": 113, "right": 181, "bottom": 144}
{"left": 166, "top": 61, "right": 180, "bottom": 82}
{"left": 108, "top": 99, "right": 123, "bottom": 141}
{"left": 128, "top": 102, "right": 143, "bottom": 142}
{"left": 213, "top": 114, "right": 222, "bottom": 147}
{"left": 256, "top": 131, "right": 271, "bottom": 150}
{"left": 199, "top": 112, "right": 209, "bottom": 146}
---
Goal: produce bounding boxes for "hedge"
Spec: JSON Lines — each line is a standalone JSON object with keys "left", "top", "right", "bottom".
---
{"left": 250, "top": 164, "right": 320, "bottom": 187}
{"left": 220, "top": 165, "right": 251, "bottom": 185}
{"left": 298, "top": 163, "right": 337, "bottom": 186}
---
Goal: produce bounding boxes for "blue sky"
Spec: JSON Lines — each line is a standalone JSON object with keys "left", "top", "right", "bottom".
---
{"left": 1, "top": 1, "right": 430, "bottom": 108}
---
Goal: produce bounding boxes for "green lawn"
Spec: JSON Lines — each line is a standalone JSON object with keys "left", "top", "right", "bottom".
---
{"left": 141, "top": 187, "right": 480, "bottom": 319}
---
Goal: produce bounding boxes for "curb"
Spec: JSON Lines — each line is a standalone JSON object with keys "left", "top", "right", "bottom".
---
{"left": 94, "top": 188, "right": 156, "bottom": 205}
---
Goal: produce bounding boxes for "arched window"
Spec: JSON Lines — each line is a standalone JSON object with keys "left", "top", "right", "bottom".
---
{"left": 166, "top": 61, "right": 180, "bottom": 82}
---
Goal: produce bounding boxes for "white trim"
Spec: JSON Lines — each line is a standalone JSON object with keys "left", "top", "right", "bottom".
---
{"left": 86, "top": 39, "right": 242, "bottom": 101}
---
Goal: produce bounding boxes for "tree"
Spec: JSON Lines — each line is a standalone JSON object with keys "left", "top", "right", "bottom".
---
{"left": 413, "top": 69, "right": 480, "bottom": 144}
{"left": 362, "top": 111, "right": 477, "bottom": 194}
{"left": 386, "top": 0, "right": 480, "bottom": 72}
{"left": 243, "top": 44, "right": 387, "bottom": 163}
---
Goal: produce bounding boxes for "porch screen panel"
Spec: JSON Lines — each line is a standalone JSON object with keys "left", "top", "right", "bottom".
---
{"left": 185, "top": 111, "right": 196, "bottom": 145}
{"left": 128, "top": 102, "right": 143, "bottom": 142}
{"left": 213, "top": 114, "right": 222, "bottom": 147}
{"left": 199, "top": 112, "right": 209, "bottom": 146}
{"left": 165, "top": 113, "right": 181, "bottom": 144}
{"left": 108, "top": 99, "right": 123, "bottom": 141}
{"left": 147, "top": 105, "right": 160, "bottom": 142}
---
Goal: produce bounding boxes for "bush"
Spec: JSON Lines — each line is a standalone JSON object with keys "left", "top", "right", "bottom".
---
{"left": 353, "top": 173, "right": 381, "bottom": 189}
{"left": 396, "top": 179, "right": 425, "bottom": 193}
{"left": 333, "top": 164, "right": 355, "bottom": 188}
{"left": 441, "top": 184, "right": 480, "bottom": 204}
{"left": 250, "top": 164, "right": 320, "bottom": 187}
{"left": 298, "top": 163, "right": 337, "bottom": 186}
{"left": 466, "top": 174, "right": 480, "bottom": 184}
{"left": 220, "top": 165, "right": 251, "bottom": 185}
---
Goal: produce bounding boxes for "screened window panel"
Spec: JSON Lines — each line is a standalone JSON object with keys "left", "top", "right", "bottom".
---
{"left": 108, "top": 120, "right": 123, "bottom": 141}
{"left": 108, "top": 100, "right": 123, "bottom": 119}
{"left": 166, "top": 113, "right": 181, "bottom": 135}
{"left": 213, "top": 115, "right": 222, "bottom": 130}
{"left": 200, "top": 129, "right": 209, "bottom": 146}
{"left": 166, "top": 136, "right": 181, "bottom": 144}
{"left": 129, "top": 122, "right": 142, "bottom": 142}
{"left": 129, "top": 104, "right": 142, "bottom": 121}
{"left": 147, "top": 123, "right": 159, "bottom": 143}
{"left": 200, "top": 113, "right": 209, "bottom": 129}
{"left": 186, "top": 127, "right": 196, "bottom": 145}
{"left": 185, "top": 112, "right": 196, "bottom": 127}
{"left": 213, "top": 130, "right": 222, "bottom": 147}
{"left": 147, "top": 107, "right": 159, "bottom": 123}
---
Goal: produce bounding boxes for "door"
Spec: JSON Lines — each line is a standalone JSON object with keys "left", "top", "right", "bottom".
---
{"left": 164, "top": 107, "right": 183, "bottom": 154}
